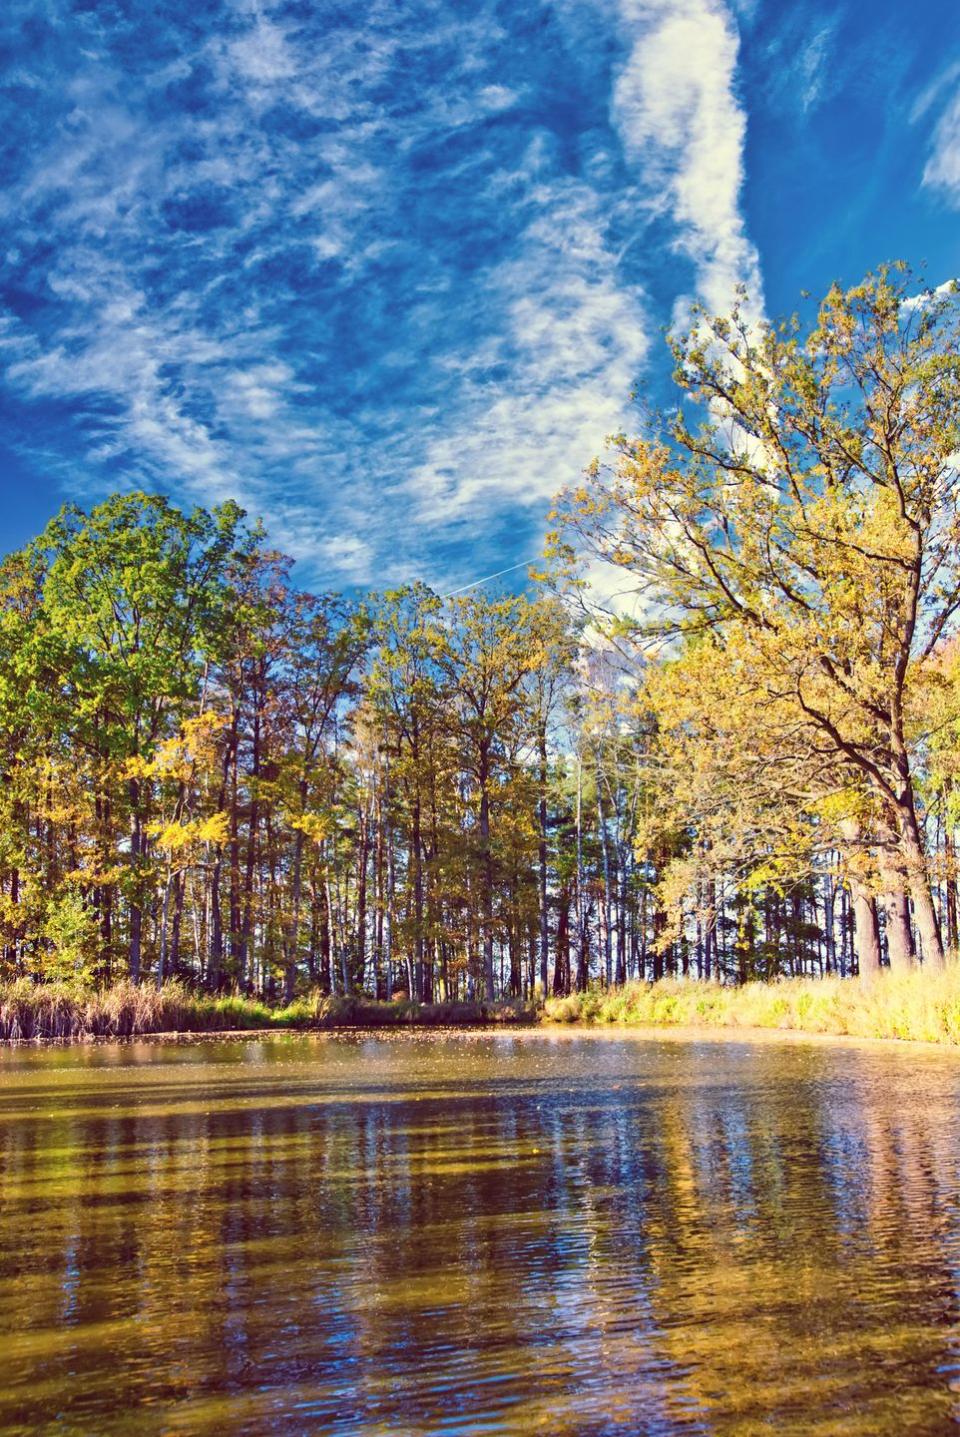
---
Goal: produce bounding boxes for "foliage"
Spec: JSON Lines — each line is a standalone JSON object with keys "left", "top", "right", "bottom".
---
{"left": 550, "top": 265, "right": 960, "bottom": 979}
{"left": 2, "top": 266, "right": 960, "bottom": 1010}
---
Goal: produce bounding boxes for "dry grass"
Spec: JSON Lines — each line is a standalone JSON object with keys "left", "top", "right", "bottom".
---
{"left": 12, "top": 971, "right": 960, "bottom": 1046}
{"left": 0, "top": 981, "right": 537, "bottom": 1041}
{"left": 542, "top": 969, "right": 960, "bottom": 1044}
{"left": 311, "top": 994, "right": 535, "bottom": 1027}
{"left": 0, "top": 980, "right": 277, "bottom": 1041}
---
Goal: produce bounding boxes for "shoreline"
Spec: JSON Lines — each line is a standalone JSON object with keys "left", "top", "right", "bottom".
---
{"left": 5, "top": 971, "right": 960, "bottom": 1049}
{"left": 4, "top": 1017, "right": 960, "bottom": 1054}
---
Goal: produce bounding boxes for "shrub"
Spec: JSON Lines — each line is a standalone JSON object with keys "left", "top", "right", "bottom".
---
{"left": 543, "top": 994, "right": 582, "bottom": 1023}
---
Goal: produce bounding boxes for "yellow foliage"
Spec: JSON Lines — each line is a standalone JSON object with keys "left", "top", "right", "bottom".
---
{"left": 290, "top": 812, "right": 331, "bottom": 843}
{"left": 149, "top": 810, "right": 229, "bottom": 854}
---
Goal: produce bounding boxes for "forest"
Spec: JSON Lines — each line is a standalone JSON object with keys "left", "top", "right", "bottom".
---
{"left": 2, "top": 266, "right": 959, "bottom": 1004}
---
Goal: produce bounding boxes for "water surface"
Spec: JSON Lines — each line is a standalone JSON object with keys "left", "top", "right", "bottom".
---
{"left": 1, "top": 1029, "right": 960, "bottom": 1435}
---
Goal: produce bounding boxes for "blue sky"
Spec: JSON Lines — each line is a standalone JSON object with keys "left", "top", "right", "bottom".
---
{"left": 0, "top": 0, "right": 957, "bottom": 592}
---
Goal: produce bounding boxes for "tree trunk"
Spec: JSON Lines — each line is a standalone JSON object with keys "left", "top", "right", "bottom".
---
{"left": 574, "top": 753, "right": 587, "bottom": 987}
{"left": 239, "top": 704, "right": 262, "bottom": 987}
{"left": 876, "top": 815, "right": 915, "bottom": 972}
{"left": 170, "top": 870, "right": 184, "bottom": 977}
{"left": 651, "top": 880, "right": 664, "bottom": 982}
{"left": 878, "top": 886, "right": 915, "bottom": 972}
{"left": 596, "top": 760, "right": 613, "bottom": 988}
{"left": 208, "top": 743, "right": 232, "bottom": 990}
{"left": 908, "top": 877, "right": 944, "bottom": 970}
{"left": 617, "top": 849, "right": 628, "bottom": 984}
{"left": 412, "top": 795, "right": 426, "bottom": 1002}
{"left": 839, "top": 816, "right": 882, "bottom": 981}
{"left": 823, "top": 868, "right": 836, "bottom": 976}
{"left": 385, "top": 817, "right": 395, "bottom": 1000}
{"left": 156, "top": 869, "right": 172, "bottom": 990}
{"left": 850, "top": 879, "right": 882, "bottom": 981}
{"left": 943, "top": 784, "right": 958, "bottom": 952}
{"left": 894, "top": 795, "right": 945, "bottom": 970}
{"left": 538, "top": 721, "right": 549, "bottom": 997}
{"left": 554, "top": 887, "right": 570, "bottom": 996}
{"left": 229, "top": 726, "right": 242, "bottom": 972}
{"left": 209, "top": 852, "right": 223, "bottom": 989}
{"left": 354, "top": 799, "right": 370, "bottom": 993}
{"left": 324, "top": 857, "right": 338, "bottom": 996}
{"left": 479, "top": 750, "right": 495, "bottom": 1003}
{"left": 128, "top": 777, "right": 142, "bottom": 982}
{"left": 283, "top": 825, "right": 305, "bottom": 1004}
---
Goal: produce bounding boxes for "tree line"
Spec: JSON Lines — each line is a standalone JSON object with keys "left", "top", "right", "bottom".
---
{"left": 2, "top": 264, "right": 959, "bottom": 996}
{"left": 551, "top": 264, "right": 960, "bottom": 982}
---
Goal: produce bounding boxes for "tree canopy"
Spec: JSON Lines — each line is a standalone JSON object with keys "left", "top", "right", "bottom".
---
{"left": 3, "top": 267, "right": 960, "bottom": 997}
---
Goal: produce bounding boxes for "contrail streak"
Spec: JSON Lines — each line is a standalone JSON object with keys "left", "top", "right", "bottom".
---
{"left": 440, "top": 556, "right": 540, "bottom": 599}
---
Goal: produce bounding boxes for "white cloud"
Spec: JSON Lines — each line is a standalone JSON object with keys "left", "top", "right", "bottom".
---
{"left": 0, "top": 0, "right": 764, "bottom": 592}
{"left": 228, "top": 14, "right": 297, "bottom": 86}
{"left": 911, "top": 60, "right": 960, "bottom": 125}
{"left": 792, "top": 23, "right": 836, "bottom": 114}
{"left": 407, "top": 179, "right": 649, "bottom": 532}
{"left": 408, "top": 0, "right": 763, "bottom": 574}
{"left": 901, "top": 278, "right": 958, "bottom": 313}
{"left": 923, "top": 87, "right": 960, "bottom": 204}
{"left": 312, "top": 533, "right": 376, "bottom": 583}
{"left": 611, "top": 0, "right": 763, "bottom": 319}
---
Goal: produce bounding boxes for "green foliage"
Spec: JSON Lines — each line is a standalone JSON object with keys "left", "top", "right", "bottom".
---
{"left": 39, "top": 890, "right": 99, "bottom": 985}
{"left": 2, "top": 269, "right": 960, "bottom": 1013}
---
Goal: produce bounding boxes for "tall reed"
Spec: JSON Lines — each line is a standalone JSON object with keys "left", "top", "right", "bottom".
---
{"left": 0, "top": 980, "right": 275, "bottom": 1041}
{"left": 0, "top": 981, "right": 536, "bottom": 1040}
{"left": 542, "top": 970, "right": 960, "bottom": 1044}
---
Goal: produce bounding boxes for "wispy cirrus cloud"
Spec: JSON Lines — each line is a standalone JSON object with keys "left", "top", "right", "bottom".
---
{"left": 922, "top": 94, "right": 960, "bottom": 204}
{"left": 0, "top": 0, "right": 764, "bottom": 589}
{"left": 405, "top": 0, "right": 764, "bottom": 585}
{"left": 611, "top": 0, "right": 763, "bottom": 321}
{"left": 907, "top": 47, "right": 960, "bottom": 207}
{"left": 407, "top": 174, "right": 650, "bottom": 539}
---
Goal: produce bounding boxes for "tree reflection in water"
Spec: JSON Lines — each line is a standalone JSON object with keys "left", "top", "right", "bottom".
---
{"left": 0, "top": 1031, "right": 958, "bottom": 1435}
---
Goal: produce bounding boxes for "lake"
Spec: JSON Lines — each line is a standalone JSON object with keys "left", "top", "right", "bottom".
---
{"left": 1, "top": 1029, "right": 959, "bottom": 1435}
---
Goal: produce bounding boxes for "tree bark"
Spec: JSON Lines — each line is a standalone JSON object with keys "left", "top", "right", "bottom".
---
{"left": 128, "top": 777, "right": 142, "bottom": 982}
{"left": 538, "top": 721, "right": 549, "bottom": 997}
{"left": 850, "top": 879, "right": 882, "bottom": 981}
{"left": 479, "top": 748, "right": 495, "bottom": 1003}
{"left": 894, "top": 794, "right": 945, "bottom": 970}
{"left": 875, "top": 813, "right": 915, "bottom": 972}
{"left": 283, "top": 824, "right": 305, "bottom": 1004}
{"left": 596, "top": 760, "right": 613, "bottom": 988}
{"left": 877, "top": 885, "right": 915, "bottom": 972}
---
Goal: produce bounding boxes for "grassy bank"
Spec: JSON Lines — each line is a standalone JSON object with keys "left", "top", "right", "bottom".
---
{"left": 543, "top": 971, "right": 960, "bottom": 1045}
{"left": 6, "top": 972, "right": 960, "bottom": 1045}
{"left": 0, "top": 979, "right": 535, "bottom": 1041}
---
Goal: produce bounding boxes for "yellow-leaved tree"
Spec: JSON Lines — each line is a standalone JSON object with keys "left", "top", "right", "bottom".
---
{"left": 551, "top": 265, "right": 960, "bottom": 971}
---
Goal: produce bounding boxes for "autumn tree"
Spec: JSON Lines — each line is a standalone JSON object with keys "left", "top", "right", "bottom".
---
{"left": 442, "top": 593, "right": 557, "bottom": 1000}
{"left": 551, "top": 266, "right": 960, "bottom": 970}
{"left": 30, "top": 494, "right": 246, "bottom": 979}
{"left": 368, "top": 585, "right": 449, "bottom": 1000}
